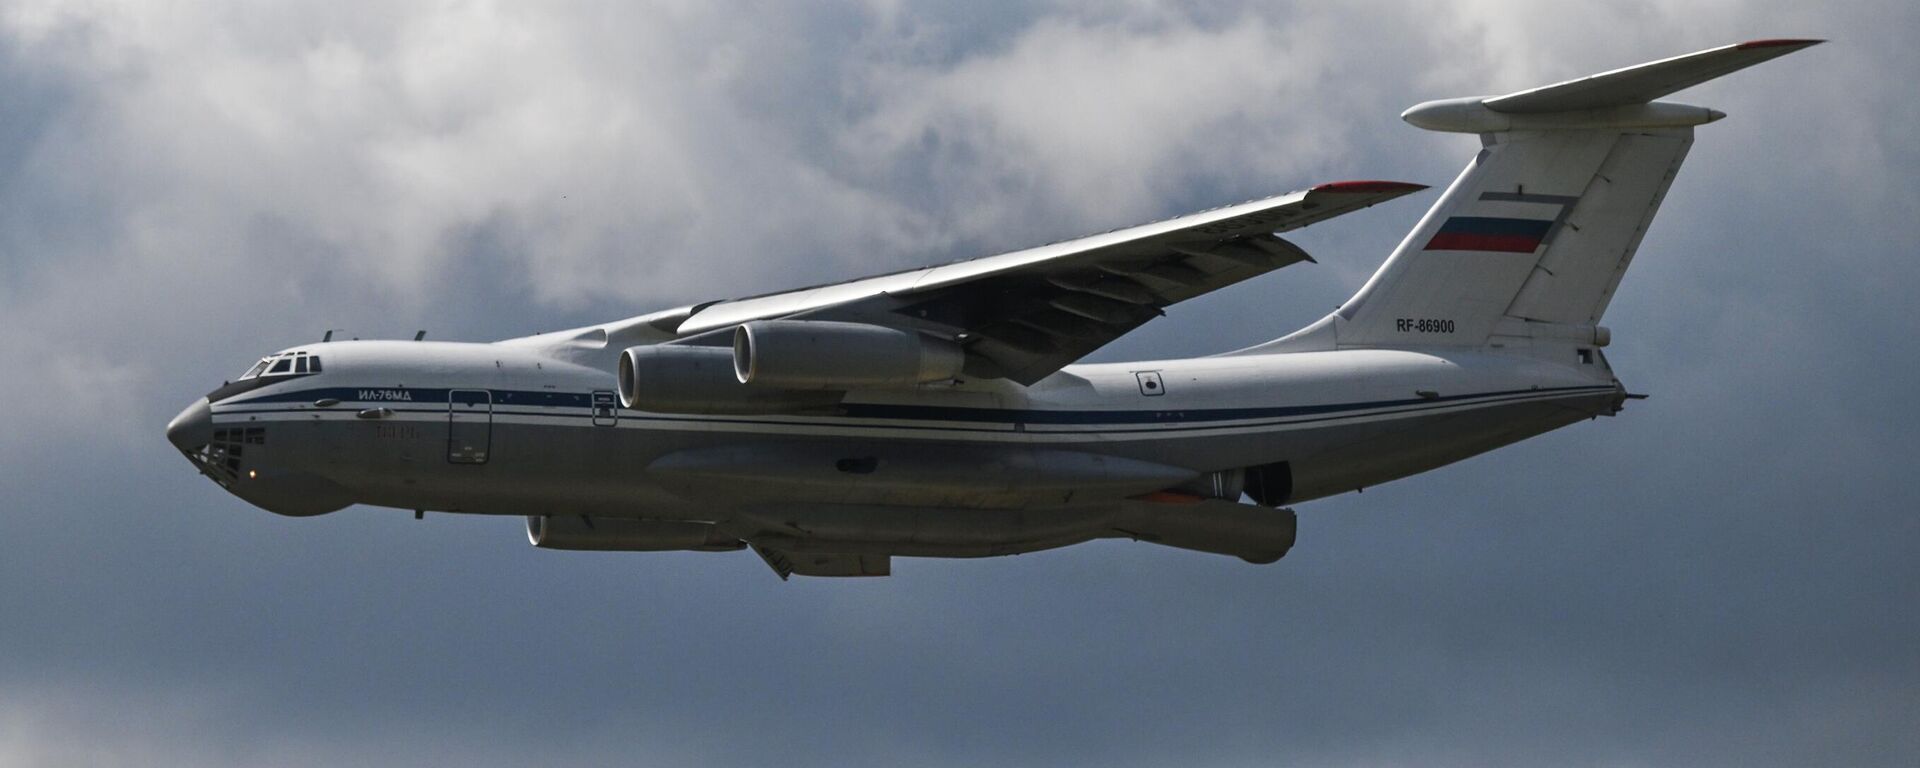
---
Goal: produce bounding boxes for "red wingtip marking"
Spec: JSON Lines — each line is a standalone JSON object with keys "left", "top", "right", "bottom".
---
{"left": 1736, "top": 38, "right": 1824, "bottom": 50}
{"left": 1310, "top": 180, "right": 1429, "bottom": 195}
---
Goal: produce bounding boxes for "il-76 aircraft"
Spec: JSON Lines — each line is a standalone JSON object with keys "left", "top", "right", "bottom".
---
{"left": 169, "top": 40, "right": 1816, "bottom": 579}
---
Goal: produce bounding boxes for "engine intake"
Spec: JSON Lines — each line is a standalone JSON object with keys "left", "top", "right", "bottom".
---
{"left": 733, "top": 320, "right": 964, "bottom": 389}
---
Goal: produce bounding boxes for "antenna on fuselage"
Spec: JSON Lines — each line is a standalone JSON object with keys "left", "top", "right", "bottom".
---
{"left": 414, "top": 330, "right": 427, "bottom": 341}
{"left": 322, "top": 330, "right": 333, "bottom": 342}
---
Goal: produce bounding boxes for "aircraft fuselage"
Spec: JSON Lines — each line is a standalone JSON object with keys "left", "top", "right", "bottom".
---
{"left": 168, "top": 339, "right": 1621, "bottom": 558}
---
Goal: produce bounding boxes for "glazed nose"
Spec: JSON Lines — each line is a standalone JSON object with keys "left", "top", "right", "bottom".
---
{"left": 166, "top": 397, "right": 213, "bottom": 450}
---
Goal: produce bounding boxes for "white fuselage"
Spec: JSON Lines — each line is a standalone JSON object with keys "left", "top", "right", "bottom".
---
{"left": 171, "top": 338, "right": 1621, "bottom": 557}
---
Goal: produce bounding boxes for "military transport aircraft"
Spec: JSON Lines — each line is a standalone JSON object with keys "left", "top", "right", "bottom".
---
{"left": 168, "top": 40, "right": 1817, "bottom": 578}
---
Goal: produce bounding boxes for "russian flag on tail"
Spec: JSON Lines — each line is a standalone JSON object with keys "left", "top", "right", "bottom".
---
{"left": 1424, "top": 216, "right": 1553, "bottom": 253}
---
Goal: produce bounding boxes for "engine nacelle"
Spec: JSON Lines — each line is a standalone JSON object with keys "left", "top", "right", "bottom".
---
{"left": 618, "top": 344, "right": 841, "bottom": 414}
{"left": 733, "top": 320, "right": 964, "bottom": 389}
{"left": 526, "top": 515, "right": 745, "bottom": 552}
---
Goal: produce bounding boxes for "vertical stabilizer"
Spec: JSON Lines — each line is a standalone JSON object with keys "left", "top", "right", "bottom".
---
{"left": 1327, "top": 39, "right": 1819, "bottom": 349}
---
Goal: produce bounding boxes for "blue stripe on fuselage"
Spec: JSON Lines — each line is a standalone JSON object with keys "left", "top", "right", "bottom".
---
{"left": 221, "top": 384, "right": 1618, "bottom": 427}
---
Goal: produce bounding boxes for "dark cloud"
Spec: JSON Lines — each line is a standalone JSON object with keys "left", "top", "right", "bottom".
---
{"left": 1, "top": 2, "right": 1916, "bottom": 766}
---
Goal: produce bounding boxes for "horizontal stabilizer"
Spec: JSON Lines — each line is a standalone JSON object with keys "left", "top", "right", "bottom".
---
{"left": 1484, "top": 39, "right": 1823, "bottom": 113}
{"left": 1402, "top": 39, "right": 1822, "bottom": 134}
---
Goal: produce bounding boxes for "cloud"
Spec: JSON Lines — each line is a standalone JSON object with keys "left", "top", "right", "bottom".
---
{"left": 0, "top": 2, "right": 1917, "bottom": 766}
{"left": 844, "top": 14, "right": 1355, "bottom": 235}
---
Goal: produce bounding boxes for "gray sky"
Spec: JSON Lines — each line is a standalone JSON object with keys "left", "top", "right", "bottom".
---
{"left": 2, "top": 2, "right": 1916, "bottom": 766}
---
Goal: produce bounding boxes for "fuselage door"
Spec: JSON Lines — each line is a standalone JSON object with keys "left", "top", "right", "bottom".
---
{"left": 591, "top": 390, "right": 619, "bottom": 427}
{"left": 448, "top": 389, "right": 492, "bottom": 464}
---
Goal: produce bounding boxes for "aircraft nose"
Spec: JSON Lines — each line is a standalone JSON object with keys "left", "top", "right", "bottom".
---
{"left": 166, "top": 397, "right": 213, "bottom": 450}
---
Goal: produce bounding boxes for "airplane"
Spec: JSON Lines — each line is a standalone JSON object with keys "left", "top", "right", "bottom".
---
{"left": 167, "top": 40, "right": 1819, "bottom": 579}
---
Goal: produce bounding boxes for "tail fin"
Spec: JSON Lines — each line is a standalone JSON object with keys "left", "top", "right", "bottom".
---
{"left": 1329, "top": 39, "right": 1820, "bottom": 348}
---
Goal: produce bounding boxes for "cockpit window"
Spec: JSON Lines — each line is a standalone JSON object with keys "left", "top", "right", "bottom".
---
{"left": 237, "top": 352, "right": 324, "bottom": 381}
{"left": 211, "top": 351, "right": 325, "bottom": 403}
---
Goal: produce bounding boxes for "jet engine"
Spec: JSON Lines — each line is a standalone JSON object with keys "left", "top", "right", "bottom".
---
{"left": 733, "top": 320, "right": 964, "bottom": 389}
{"left": 618, "top": 344, "right": 842, "bottom": 414}
{"left": 526, "top": 515, "right": 745, "bottom": 552}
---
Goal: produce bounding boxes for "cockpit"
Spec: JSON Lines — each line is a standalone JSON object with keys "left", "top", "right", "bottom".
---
{"left": 238, "top": 350, "right": 323, "bottom": 380}
{"left": 207, "top": 350, "right": 326, "bottom": 403}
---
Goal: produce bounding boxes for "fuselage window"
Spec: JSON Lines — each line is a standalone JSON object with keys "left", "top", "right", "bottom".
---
{"left": 269, "top": 357, "right": 293, "bottom": 374}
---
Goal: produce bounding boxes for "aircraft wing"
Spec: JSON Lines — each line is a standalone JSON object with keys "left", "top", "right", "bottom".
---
{"left": 662, "top": 181, "right": 1424, "bottom": 384}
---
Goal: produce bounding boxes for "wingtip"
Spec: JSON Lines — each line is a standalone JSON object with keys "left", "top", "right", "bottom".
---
{"left": 1309, "top": 180, "right": 1429, "bottom": 195}
{"left": 1735, "top": 38, "right": 1825, "bottom": 50}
